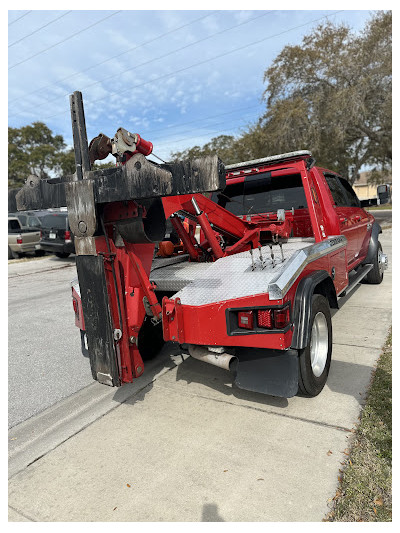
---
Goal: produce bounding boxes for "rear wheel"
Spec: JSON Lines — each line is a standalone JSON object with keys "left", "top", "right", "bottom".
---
{"left": 35, "top": 250, "right": 45, "bottom": 256}
{"left": 298, "top": 294, "right": 332, "bottom": 397}
{"left": 364, "top": 242, "right": 384, "bottom": 284}
{"left": 55, "top": 252, "right": 70, "bottom": 258}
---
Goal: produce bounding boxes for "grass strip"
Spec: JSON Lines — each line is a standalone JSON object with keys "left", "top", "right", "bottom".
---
{"left": 326, "top": 329, "right": 392, "bottom": 522}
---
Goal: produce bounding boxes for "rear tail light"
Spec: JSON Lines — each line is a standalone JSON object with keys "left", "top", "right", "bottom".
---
{"left": 237, "top": 305, "right": 291, "bottom": 331}
{"left": 257, "top": 309, "right": 273, "bottom": 328}
{"left": 273, "top": 306, "right": 291, "bottom": 329}
{"left": 64, "top": 230, "right": 72, "bottom": 242}
{"left": 72, "top": 298, "right": 78, "bottom": 314}
{"left": 238, "top": 311, "right": 254, "bottom": 330}
{"left": 16, "top": 235, "right": 22, "bottom": 244}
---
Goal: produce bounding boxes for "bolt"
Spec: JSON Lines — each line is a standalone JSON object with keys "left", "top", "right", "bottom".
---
{"left": 134, "top": 161, "right": 141, "bottom": 170}
{"left": 129, "top": 336, "right": 136, "bottom": 345}
{"left": 137, "top": 366, "right": 142, "bottom": 374}
{"left": 78, "top": 220, "right": 87, "bottom": 233}
{"left": 113, "top": 329, "right": 122, "bottom": 341}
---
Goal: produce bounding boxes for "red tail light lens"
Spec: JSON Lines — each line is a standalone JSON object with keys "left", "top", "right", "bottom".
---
{"left": 17, "top": 235, "right": 23, "bottom": 244}
{"left": 72, "top": 298, "right": 78, "bottom": 314}
{"left": 274, "top": 306, "right": 291, "bottom": 329}
{"left": 64, "top": 230, "right": 71, "bottom": 240}
{"left": 257, "top": 309, "right": 273, "bottom": 328}
{"left": 238, "top": 311, "right": 254, "bottom": 329}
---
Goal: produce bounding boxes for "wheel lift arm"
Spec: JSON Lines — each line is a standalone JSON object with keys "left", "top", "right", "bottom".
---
{"left": 16, "top": 91, "right": 225, "bottom": 387}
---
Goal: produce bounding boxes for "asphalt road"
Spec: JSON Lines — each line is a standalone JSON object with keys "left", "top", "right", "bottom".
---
{"left": 8, "top": 256, "right": 93, "bottom": 428}
{"left": 368, "top": 208, "right": 392, "bottom": 227}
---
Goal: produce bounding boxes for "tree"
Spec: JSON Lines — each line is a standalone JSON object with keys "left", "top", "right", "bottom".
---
{"left": 8, "top": 122, "right": 66, "bottom": 187}
{"left": 8, "top": 123, "right": 117, "bottom": 187}
{"left": 168, "top": 12, "right": 391, "bottom": 183}
{"left": 260, "top": 11, "right": 392, "bottom": 183}
{"left": 171, "top": 135, "right": 238, "bottom": 164}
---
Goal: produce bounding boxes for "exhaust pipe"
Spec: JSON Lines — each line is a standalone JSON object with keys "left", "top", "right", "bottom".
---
{"left": 188, "top": 345, "right": 237, "bottom": 372}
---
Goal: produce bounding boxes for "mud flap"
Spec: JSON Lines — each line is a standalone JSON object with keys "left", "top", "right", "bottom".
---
{"left": 233, "top": 348, "right": 299, "bottom": 398}
{"left": 76, "top": 255, "right": 120, "bottom": 386}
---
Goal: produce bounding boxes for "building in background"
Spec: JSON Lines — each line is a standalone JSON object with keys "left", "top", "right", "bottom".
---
{"left": 353, "top": 171, "right": 392, "bottom": 206}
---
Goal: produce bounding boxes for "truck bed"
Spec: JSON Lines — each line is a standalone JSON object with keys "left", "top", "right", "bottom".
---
{"left": 150, "top": 237, "right": 317, "bottom": 304}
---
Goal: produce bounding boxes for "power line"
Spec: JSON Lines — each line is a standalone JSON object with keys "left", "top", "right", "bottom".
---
{"left": 155, "top": 123, "right": 251, "bottom": 149}
{"left": 141, "top": 103, "right": 263, "bottom": 138}
{"left": 9, "top": 10, "right": 269, "bottom": 117}
{"left": 149, "top": 109, "right": 261, "bottom": 144}
{"left": 8, "top": 11, "right": 32, "bottom": 26}
{"left": 43, "top": 10, "right": 343, "bottom": 121}
{"left": 75, "top": 11, "right": 273, "bottom": 94}
{"left": 8, "top": 11, "right": 122, "bottom": 70}
{"left": 9, "top": 11, "right": 72, "bottom": 48}
{"left": 8, "top": 10, "right": 219, "bottom": 105}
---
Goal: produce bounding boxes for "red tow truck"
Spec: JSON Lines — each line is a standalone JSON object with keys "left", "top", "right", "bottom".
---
{"left": 17, "top": 92, "right": 388, "bottom": 398}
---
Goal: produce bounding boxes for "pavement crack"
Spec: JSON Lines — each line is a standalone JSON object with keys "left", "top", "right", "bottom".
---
{"left": 8, "top": 504, "right": 37, "bottom": 522}
{"left": 8, "top": 264, "right": 75, "bottom": 279}
{"left": 333, "top": 342, "right": 382, "bottom": 349}
{"left": 155, "top": 383, "right": 353, "bottom": 433}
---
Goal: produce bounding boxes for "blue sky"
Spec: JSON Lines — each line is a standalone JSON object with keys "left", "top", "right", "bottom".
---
{"left": 8, "top": 7, "right": 376, "bottom": 162}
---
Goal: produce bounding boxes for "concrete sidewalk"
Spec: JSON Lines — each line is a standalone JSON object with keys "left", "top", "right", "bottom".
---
{"left": 8, "top": 231, "right": 391, "bottom": 522}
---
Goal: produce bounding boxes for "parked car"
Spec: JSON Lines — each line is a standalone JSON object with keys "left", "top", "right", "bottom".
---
{"left": 8, "top": 216, "right": 41, "bottom": 259}
{"left": 38, "top": 212, "right": 75, "bottom": 258}
{"left": 9, "top": 211, "right": 44, "bottom": 229}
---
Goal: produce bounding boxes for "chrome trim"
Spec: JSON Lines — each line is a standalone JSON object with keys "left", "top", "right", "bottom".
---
{"left": 379, "top": 252, "right": 388, "bottom": 272}
{"left": 225, "top": 150, "right": 312, "bottom": 170}
{"left": 267, "top": 236, "right": 347, "bottom": 300}
{"left": 70, "top": 276, "right": 81, "bottom": 297}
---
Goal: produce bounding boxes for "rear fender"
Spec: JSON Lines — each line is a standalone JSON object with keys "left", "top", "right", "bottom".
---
{"left": 291, "top": 271, "right": 337, "bottom": 350}
{"left": 362, "top": 221, "right": 382, "bottom": 264}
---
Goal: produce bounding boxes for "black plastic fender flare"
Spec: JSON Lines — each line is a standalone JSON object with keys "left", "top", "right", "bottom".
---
{"left": 291, "top": 270, "right": 337, "bottom": 350}
{"left": 362, "top": 221, "right": 382, "bottom": 264}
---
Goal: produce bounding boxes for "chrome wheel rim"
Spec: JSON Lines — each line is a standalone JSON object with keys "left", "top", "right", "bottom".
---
{"left": 378, "top": 249, "right": 385, "bottom": 276}
{"left": 310, "top": 312, "right": 329, "bottom": 378}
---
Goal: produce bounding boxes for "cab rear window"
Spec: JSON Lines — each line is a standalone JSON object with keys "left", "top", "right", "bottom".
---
{"left": 40, "top": 214, "right": 69, "bottom": 230}
{"left": 212, "top": 172, "right": 307, "bottom": 215}
{"left": 8, "top": 219, "right": 21, "bottom": 231}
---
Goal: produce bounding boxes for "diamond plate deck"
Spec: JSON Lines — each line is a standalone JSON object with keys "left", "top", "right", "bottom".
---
{"left": 150, "top": 261, "right": 212, "bottom": 292}
{"left": 150, "top": 238, "right": 315, "bottom": 302}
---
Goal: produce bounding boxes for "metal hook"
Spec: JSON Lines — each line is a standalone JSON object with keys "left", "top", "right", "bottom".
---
{"left": 268, "top": 243, "right": 275, "bottom": 268}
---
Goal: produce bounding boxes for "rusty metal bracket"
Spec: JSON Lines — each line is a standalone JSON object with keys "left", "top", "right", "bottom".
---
{"left": 65, "top": 179, "right": 97, "bottom": 255}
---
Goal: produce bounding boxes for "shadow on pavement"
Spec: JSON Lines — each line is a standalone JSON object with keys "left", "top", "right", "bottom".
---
{"left": 47, "top": 254, "right": 76, "bottom": 264}
{"left": 327, "top": 358, "right": 376, "bottom": 404}
{"left": 201, "top": 503, "right": 225, "bottom": 522}
{"left": 111, "top": 342, "right": 182, "bottom": 406}
{"left": 175, "top": 356, "right": 289, "bottom": 408}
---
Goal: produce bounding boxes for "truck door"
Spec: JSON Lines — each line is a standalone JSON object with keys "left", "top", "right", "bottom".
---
{"left": 324, "top": 174, "right": 361, "bottom": 267}
{"left": 337, "top": 176, "right": 370, "bottom": 262}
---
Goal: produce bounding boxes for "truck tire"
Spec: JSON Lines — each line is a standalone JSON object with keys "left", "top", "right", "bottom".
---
{"left": 364, "top": 241, "right": 384, "bottom": 285}
{"left": 8, "top": 247, "right": 19, "bottom": 259}
{"left": 298, "top": 294, "right": 332, "bottom": 397}
{"left": 55, "top": 252, "right": 70, "bottom": 258}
